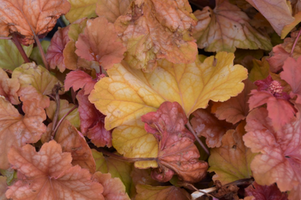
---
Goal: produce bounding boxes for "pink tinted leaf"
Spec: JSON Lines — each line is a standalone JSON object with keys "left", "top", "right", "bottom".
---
{"left": 267, "top": 45, "right": 290, "bottom": 73}
{"left": 77, "top": 90, "right": 112, "bottom": 147}
{"left": 243, "top": 108, "right": 301, "bottom": 192}
{"left": 0, "top": 68, "right": 20, "bottom": 105}
{"left": 46, "top": 27, "right": 70, "bottom": 72}
{"left": 245, "top": 182, "right": 288, "bottom": 200}
{"left": 75, "top": 17, "right": 126, "bottom": 69}
{"left": 64, "top": 70, "right": 97, "bottom": 95}
{"left": 280, "top": 56, "right": 301, "bottom": 104}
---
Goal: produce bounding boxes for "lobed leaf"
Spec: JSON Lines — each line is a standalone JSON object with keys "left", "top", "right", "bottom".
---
{"left": 65, "top": 0, "right": 98, "bottom": 23}
{"left": 96, "top": 0, "right": 132, "bottom": 23}
{"left": 65, "top": 70, "right": 97, "bottom": 95}
{"left": 0, "top": 68, "right": 20, "bottom": 105}
{"left": 245, "top": 182, "right": 288, "bottom": 200}
{"left": 6, "top": 140, "right": 104, "bottom": 200}
{"left": 0, "top": 0, "right": 70, "bottom": 45}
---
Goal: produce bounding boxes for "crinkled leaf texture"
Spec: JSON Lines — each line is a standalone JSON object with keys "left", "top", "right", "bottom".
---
{"left": 135, "top": 184, "right": 190, "bottom": 200}
{"left": 96, "top": 0, "right": 132, "bottom": 23}
{"left": 193, "top": 0, "right": 272, "bottom": 52}
{"left": 75, "top": 17, "right": 126, "bottom": 69}
{"left": 55, "top": 120, "right": 96, "bottom": 174}
{"left": 92, "top": 172, "right": 130, "bottom": 200}
{"left": 191, "top": 108, "right": 232, "bottom": 148}
{"left": 280, "top": 56, "right": 301, "bottom": 104}
{"left": 246, "top": 0, "right": 295, "bottom": 36}
{"left": 243, "top": 108, "right": 301, "bottom": 192}
{"left": 209, "top": 123, "right": 256, "bottom": 184}
{"left": 0, "top": 0, "right": 70, "bottom": 45}
{"left": 114, "top": 0, "right": 198, "bottom": 72}
{"left": 0, "top": 39, "right": 32, "bottom": 71}
{"left": 6, "top": 140, "right": 104, "bottom": 200}
{"left": 0, "top": 97, "right": 46, "bottom": 169}
{"left": 245, "top": 182, "right": 288, "bottom": 200}
{"left": 89, "top": 52, "right": 247, "bottom": 130}
{"left": 141, "top": 102, "right": 208, "bottom": 183}
{"left": 46, "top": 26, "right": 70, "bottom": 72}
{"left": 89, "top": 52, "right": 247, "bottom": 168}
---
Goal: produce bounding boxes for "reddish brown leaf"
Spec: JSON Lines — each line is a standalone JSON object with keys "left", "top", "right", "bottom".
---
{"left": 96, "top": 0, "right": 132, "bottom": 23}
{"left": 55, "top": 120, "right": 96, "bottom": 174}
{"left": 280, "top": 56, "right": 301, "bottom": 104}
{"left": 212, "top": 79, "right": 256, "bottom": 124}
{"left": 64, "top": 70, "right": 97, "bottom": 95}
{"left": 46, "top": 27, "right": 70, "bottom": 72}
{"left": 0, "top": 68, "right": 20, "bottom": 105}
{"left": 141, "top": 102, "right": 208, "bottom": 183}
{"left": 0, "top": 0, "right": 70, "bottom": 45}
{"left": 245, "top": 182, "right": 288, "bottom": 200}
{"left": 0, "top": 176, "right": 7, "bottom": 200}
{"left": 77, "top": 90, "right": 112, "bottom": 147}
{"left": 243, "top": 108, "right": 301, "bottom": 192}
{"left": 75, "top": 17, "right": 126, "bottom": 69}
{"left": 191, "top": 108, "right": 232, "bottom": 148}
{"left": 0, "top": 97, "right": 46, "bottom": 169}
{"left": 6, "top": 141, "right": 104, "bottom": 200}
{"left": 92, "top": 172, "right": 130, "bottom": 200}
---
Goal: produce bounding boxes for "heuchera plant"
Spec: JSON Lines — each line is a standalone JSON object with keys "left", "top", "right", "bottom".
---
{"left": 0, "top": 0, "right": 301, "bottom": 199}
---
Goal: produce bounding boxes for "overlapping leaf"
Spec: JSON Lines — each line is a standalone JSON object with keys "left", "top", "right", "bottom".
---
{"left": 0, "top": 176, "right": 7, "bottom": 200}
{"left": 243, "top": 108, "right": 301, "bottom": 192}
{"left": 89, "top": 52, "right": 248, "bottom": 130}
{"left": 92, "top": 172, "right": 130, "bottom": 200}
{"left": 55, "top": 120, "right": 96, "bottom": 174}
{"left": 0, "top": 68, "right": 20, "bottom": 105}
{"left": 96, "top": 0, "right": 132, "bottom": 23}
{"left": 114, "top": 0, "right": 198, "bottom": 72}
{"left": 65, "top": 0, "right": 97, "bottom": 23}
{"left": 75, "top": 17, "right": 126, "bottom": 69}
{"left": 0, "top": 39, "right": 32, "bottom": 71}
{"left": 245, "top": 182, "right": 288, "bottom": 200}
{"left": 209, "top": 123, "right": 256, "bottom": 184}
{"left": 0, "top": 97, "right": 46, "bottom": 169}
{"left": 12, "top": 63, "right": 63, "bottom": 108}
{"left": 65, "top": 70, "right": 97, "bottom": 95}
{"left": 46, "top": 27, "right": 70, "bottom": 72}
{"left": 6, "top": 141, "right": 104, "bottom": 200}
{"left": 193, "top": 0, "right": 272, "bottom": 52}
{"left": 0, "top": 0, "right": 70, "bottom": 45}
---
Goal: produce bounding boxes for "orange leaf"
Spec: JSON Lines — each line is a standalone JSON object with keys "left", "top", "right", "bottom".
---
{"left": 6, "top": 141, "right": 104, "bottom": 200}
{"left": 75, "top": 17, "right": 126, "bottom": 69}
{"left": 193, "top": 0, "right": 272, "bottom": 52}
{"left": 0, "top": 176, "right": 7, "bottom": 200}
{"left": 0, "top": 97, "right": 46, "bottom": 169}
{"left": 0, "top": 68, "right": 20, "bottom": 105}
{"left": 243, "top": 108, "right": 301, "bottom": 192}
{"left": 0, "top": 0, "right": 70, "bottom": 45}
{"left": 96, "top": 0, "right": 132, "bottom": 23}
{"left": 92, "top": 172, "right": 130, "bottom": 200}
{"left": 209, "top": 123, "right": 256, "bottom": 184}
{"left": 55, "top": 120, "right": 96, "bottom": 174}
{"left": 114, "top": 0, "right": 197, "bottom": 72}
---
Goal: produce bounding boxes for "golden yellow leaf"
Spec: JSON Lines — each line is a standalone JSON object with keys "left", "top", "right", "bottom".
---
{"left": 89, "top": 52, "right": 248, "bottom": 130}
{"left": 65, "top": 0, "right": 98, "bottom": 23}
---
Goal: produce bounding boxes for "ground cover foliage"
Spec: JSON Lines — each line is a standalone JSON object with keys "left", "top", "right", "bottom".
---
{"left": 0, "top": 0, "right": 300, "bottom": 199}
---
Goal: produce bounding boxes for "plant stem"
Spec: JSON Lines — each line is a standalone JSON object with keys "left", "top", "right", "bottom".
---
{"left": 290, "top": 28, "right": 301, "bottom": 56}
{"left": 11, "top": 33, "right": 30, "bottom": 63}
{"left": 34, "top": 34, "right": 48, "bottom": 70}
{"left": 99, "top": 149, "right": 157, "bottom": 162}
{"left": 51, "top": 105, "right": 78, "bottom": 138}
{"left": 51, "top": 86, "right": 61, "bottom": 134}
{"left": 0, "top": 36, "right": 12, "bottom": 40}
{"left": 186, "top": 121, "right": 210, "bottom": 155}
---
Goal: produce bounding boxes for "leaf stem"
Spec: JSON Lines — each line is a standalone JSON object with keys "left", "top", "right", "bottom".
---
{"left": 98, "top": 149, "right": 157, "bottom": 162}
{"left": 34, "top": 34, "right": 48, "bottom": 70}
{"left": 0, "top": 36, "right": 12, "bottom": 40}
{"left": 186, "top": 121, "right": 210, "bottom": 155}
{"left": 51, "top": 86, "right": 61, "bottom": 134}
{"left": 11, "top": 33, "right": 30, "bottom": 63}
{"left": 51, "top": 105, "right": 78, "bottom": 139}
{"left": 290, "top": 28, "right": 301, "bottom": 56}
